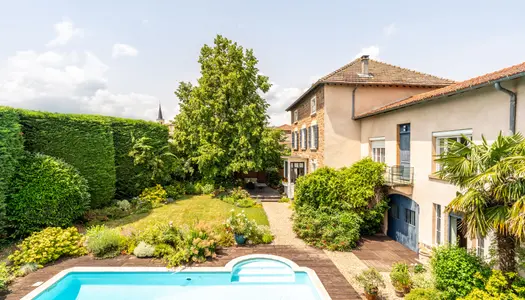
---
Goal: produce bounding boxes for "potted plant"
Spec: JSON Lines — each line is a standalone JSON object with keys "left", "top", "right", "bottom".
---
{"left": 355, "top": 268, "right": 385, "bottom": 300}
{"left": 390, "top": 262, "right": 412, "bottom": 297}
{"left": 224, "top": 210, "right": 252, "bottom": 245}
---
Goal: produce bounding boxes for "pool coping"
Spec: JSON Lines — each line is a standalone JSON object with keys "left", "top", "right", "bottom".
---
{"left": 21, "top": 254, "right": 331, "bottom": 300}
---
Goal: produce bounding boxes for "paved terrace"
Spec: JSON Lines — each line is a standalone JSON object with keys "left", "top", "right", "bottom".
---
{"left": 7, "top": 245, "right": 360, "bottom": 300}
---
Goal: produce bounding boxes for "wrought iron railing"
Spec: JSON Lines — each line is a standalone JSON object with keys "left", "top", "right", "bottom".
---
{"left": 385, "top": 165, "right": 414, "bottom": 186}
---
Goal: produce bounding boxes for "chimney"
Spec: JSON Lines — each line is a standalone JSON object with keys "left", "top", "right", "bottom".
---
{"left": 361, "top": 55, "right": 369, "bottom": 75}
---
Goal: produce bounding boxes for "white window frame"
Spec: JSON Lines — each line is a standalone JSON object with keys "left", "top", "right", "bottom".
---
{"left": 434, "top": 129, "right": 472, "bottom": 171}
{"left": 293, "top": 110, "right": 298, "bottom": 123}
{"left": 310, "top": 96, "right": 317, "bottom": 115}
{"left": 310, "top": 124, "right": 318, "bottom": 150}
{"left": 301, "top": 127, "right": 307, "bottom": 150}
{"left": 370, "top": 137, "right": 385, "bottom": 163}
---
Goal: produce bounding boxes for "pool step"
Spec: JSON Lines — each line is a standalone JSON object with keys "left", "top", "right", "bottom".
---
{"left": 231, "top": 260, "right": 295, "bottom": 283}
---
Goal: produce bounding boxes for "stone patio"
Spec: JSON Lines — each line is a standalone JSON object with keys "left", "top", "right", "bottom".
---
{"left": 6, "top": 245, "right": 360, "bottom": 300}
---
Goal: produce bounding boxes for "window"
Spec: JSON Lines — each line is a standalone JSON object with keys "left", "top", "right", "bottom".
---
{"left": 405, "top": 208, "right": 416, "bottom": 226}
{"left": 433, "top": 130, "right": 472, "bottom": 171}
{"left": 292, "top": 131, "right": 298, "bottom": 150}
{"left": 477, "top": 236, "right": 485, "bottom": 258}
{"left": 310, "top": 96, "right": 317, "bottom": 115}
{"left": 310, "top": 125, "right": 318, "bottom": 150}
{"left": 391, "top": 203, "right": 399, "bottom": 219}
{"left": 370, "top": 138, "right": 385, "bottom": 163}
{"left": 434, "top": 204, "right": 442, "bottom": 245}
{"left": 293, "top": 110, "right": 298, "bottom": 123}
{"left": 290, "top": 162, "right": 305, "bottom": 183}
{"left": 308, "top": 126, "right": 312, "bottom": 149}
{"left": 301, "top": 128, "right": 307, "bottom": 150}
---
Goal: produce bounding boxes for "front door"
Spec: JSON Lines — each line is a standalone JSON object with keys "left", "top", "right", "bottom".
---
{"left": 399, "top": 124, "right": 411, "bottom": 180}
{"left": 387, "top": 194, "right": 419, "bottom": 252}
{"left": 449, "top": 214, "right": 467, "bottom": 248}
{"left": 290, "top": 162, "right": 305, "bottom": 199}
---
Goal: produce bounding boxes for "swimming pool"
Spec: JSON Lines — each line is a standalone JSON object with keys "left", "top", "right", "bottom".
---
{"left": 23, "top": 254, "right": 331, "bottom": 300}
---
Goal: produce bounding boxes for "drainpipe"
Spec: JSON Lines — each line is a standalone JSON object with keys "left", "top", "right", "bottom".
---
{"left": 494, "top": 82, "right": 517, "bottom": 134}
{"left": 351, "top": 86, "right": 358, "bottom": 119}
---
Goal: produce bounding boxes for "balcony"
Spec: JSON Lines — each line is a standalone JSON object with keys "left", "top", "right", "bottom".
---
{"left": 384, "top": 165, "right": 414, "bottom": 196}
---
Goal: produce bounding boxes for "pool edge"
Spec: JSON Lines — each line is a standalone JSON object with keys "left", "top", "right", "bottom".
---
{"left": 21, "top": 254, "right": 332, "bottom": 300}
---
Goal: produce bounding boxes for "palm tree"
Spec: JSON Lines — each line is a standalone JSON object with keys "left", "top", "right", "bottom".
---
{"left": 436, "top": 132, "right": 525, "bottom": 273}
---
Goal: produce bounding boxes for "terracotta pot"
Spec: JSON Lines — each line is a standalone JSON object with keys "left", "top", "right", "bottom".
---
{"left": 364, "top": 291, "right": 378, "bottom": 300}
{"left": 394, "top": 289, "right": 405, "bottom": 297}
{"left": 403, "top": 286, "right": 411, "bottom": 294}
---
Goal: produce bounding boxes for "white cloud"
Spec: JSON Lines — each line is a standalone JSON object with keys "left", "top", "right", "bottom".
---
{"left": 0, "top": 48, "right": 159, "bottom": 120}
{"left": 264, "top": 83, "right": 304, "bottom": 126}
{"left": 112, "top": 43, "right": 138, "bottom": 58}
{"left": 47, "top": 20, "right": 83, "bottom": 47}
{"left": 383, "top": 23, "right": 397, "bottom": 36}
{"left": 354, "top": 46, "right": 380, "bottom": 59}
{"left": 142, "top": 19, "right": 149, "bottom": 25}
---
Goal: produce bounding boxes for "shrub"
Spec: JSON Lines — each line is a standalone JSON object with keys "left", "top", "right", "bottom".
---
{"left": 414, "top": 263, "right": 426, "bottom": 274}
{"left": 461, "top": 270, "right": 523, "bottom": 300}
{"left": 430, "top": 246, "right": 490, "bottom": 298}
{"left": 154, "top": 243, "right": 175, "bottom": 258}
{"left": 185, "top": 227, "right": 217, "bottom": 263}
{"left": 19, "top": 110, "right": 116, "bottom": 208}
{"left": 165, "top": 182, "right": 185, "bottom": 200}
{"left": 135, "top": 224, "right": 183, "bottom": 248}
{"left": 278, "top": 196, "right": 290, "bottom": 203}
{"left": 166, "top": 249, "right": 190, "bottom": 268}
{"left": 110, "top": 117, "right": 169, "bottom": 198}
{"left": 86, "top": 225, "right": 125, "bottom": 259}
{"left": 16, "top": 263, "right": 39, "bottom": 277}
{"left": 83, "top": 206, "right": 130, "bottom": 224}
{"left": 293, "top": 206, "right": 362, "bottom": 251}
{"left": 201, "top": 183, "right": 215, "bottom": 195}
{"left": 9, "top": 227, "right": 87, "bottom": 267}
{"left": 133, "top": 242, "right": 155, "bottom": 258}
{"left": 224, "top": 210, "right": 254, "bottom": 236}
{"left": 355, "top": 268, "right": 385, "bottom": 296}
{"left": 6, "top": 153, "right": 90, "bottom": 237}
{"left": 139, "top": 185, "right": 167, "bottom": 207}
{"left": 116, "top": 200, "right": 131, "bottom": 211}
{"left": 0, "top": 107, "right": 24, "bottom": 240}
{"left": 0, "top": 263, "right": 11, "bottom": 291}
{"left": 390, "top": 262, "right": 412, "bottom": 291}
{"left": 405, "top": 288, "right": 444, "bottom": 300}
{"left": 359, "top": 198, "right": 389, "bottom": 235}
{"left": 248, "top": 225, "right": 274, "bottom": 244}
{"left": 221, "top": 187, "right": 257, "bottom": 208}
{"left": 294, "top": 167, "right": 339, "bottom": 209}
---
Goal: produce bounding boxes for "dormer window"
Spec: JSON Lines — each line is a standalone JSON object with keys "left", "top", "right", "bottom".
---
{"left": 310, "top": 96, "right": 316, "bottom": 115}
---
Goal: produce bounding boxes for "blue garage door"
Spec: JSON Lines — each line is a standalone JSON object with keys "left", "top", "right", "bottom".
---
{"left": 387, "top": 194, "right": 419, "bottom": 252}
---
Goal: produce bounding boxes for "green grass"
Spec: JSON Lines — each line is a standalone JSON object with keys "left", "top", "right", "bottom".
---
{"left": 104, "top": 195, "right": 269, "bottom": 230}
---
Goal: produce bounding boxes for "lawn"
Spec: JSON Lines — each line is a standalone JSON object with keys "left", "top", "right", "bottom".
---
{"left": 104, "top": 195, "right": 269, "bottom": 230}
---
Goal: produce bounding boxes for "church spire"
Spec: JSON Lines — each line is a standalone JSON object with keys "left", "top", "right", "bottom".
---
{"left": 156, "top": 102, "right": 164, "bottom": 124}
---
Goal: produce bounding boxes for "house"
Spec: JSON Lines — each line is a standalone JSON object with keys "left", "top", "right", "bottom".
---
{"left": 283, "top": 55, "right": 525, "bottom": 256}
{"left": 282, "top": 55, "right": 454, "bottom": 198}
{"left": 275, "top": 124, "right": 292, "bottom": 149}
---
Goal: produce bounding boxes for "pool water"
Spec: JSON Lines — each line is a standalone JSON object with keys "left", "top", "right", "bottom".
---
{"left": 31, "top": 258, "right": 325, "bottom": 300}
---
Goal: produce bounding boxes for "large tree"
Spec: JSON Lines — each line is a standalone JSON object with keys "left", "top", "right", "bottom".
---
{"left": 436, "top": 132, "right": 525, "bottom": 273}
{"left": 172, "top": 35, "right": 277, "bottom": 182}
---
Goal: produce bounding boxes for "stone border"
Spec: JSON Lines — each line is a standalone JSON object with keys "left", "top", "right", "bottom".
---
{"left": 22, "top": 254, "right": 331, "bottom": 300}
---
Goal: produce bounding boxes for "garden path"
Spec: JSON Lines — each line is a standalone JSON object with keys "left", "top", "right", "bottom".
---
{"left": 262, "top": 202, "right": 308, "bottom": 247}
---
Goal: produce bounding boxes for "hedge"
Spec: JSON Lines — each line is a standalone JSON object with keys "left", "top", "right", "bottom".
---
{"left": 6, "top": 153, "right": 90, "bottom": 237}
{"left": 0, "top": 107, "right": 24, "bottom": 239}
{"left": 110, "top": 117, "right": 169, "bottom": 198}
{"left": 19, "top": 111, "right": 116, "bottom": 208}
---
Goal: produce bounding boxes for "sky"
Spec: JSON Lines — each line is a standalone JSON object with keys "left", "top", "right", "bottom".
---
{"left": 1, "top": 0, "right": 524, "bottom": 126}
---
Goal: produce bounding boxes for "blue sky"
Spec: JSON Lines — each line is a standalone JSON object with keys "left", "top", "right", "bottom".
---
{"left": 1, "top": 0, "right": 524, "bottom": 125}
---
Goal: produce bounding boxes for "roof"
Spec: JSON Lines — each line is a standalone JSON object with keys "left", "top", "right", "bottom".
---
{"left": 355, "top": 61, "right": 525, "bottom": 119}
{"left": 286, "top": 57, "right": 454, "bottom": 111}
{"left": 275, "top": 124, "right": 292, "bottom": 131}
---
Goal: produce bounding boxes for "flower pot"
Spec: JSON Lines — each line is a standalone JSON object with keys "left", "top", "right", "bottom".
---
{"left": 403, "top": 286, "right": 411, "bottom": 294}
{"left": 364, "top": 291, "right": 378, "bottom": 300}
{"left": 234, "top": 234, "right": 246, "bottom": 245}
{"left": 394, "top": 289, "right": 405, "bottom": 297}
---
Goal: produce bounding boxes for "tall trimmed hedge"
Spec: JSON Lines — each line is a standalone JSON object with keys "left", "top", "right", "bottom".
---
{"left": 6, "top": 153, "right": 90, "bottom": 237}
{"left": 19, "top": 111, "right": 116, "bottom": 208}
{"left": 0, "top": 107, "right": 24, "bottom": 239}
{"left": 110, "top": 118, "right": 169, "bottom": 198}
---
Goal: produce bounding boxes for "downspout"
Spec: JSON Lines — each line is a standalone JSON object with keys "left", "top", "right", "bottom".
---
{"left": 494, "top": 82, "right": 517, "bottom": 134}
{"left": 351, "top": 86, "right": 358, "bottom": 119}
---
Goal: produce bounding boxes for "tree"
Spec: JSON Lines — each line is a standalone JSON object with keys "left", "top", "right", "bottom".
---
{"left": 436, "top": 132, "right": 525, "bottom": 273}
{"left": 128, "top": 135, "right": 176, "bottom": 185}
{"left": 172, "top": 35, "right": 278, "bottom": 182}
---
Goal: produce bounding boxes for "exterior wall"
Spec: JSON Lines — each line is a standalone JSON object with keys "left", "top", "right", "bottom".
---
{"left": 353, "top": 86, "right": 436, "bottom": 117}
{"left": 359, "top": 78, "right": 525, "bottom": 253}
{"left": 290, "top": 86, "right": 325, "bottom": 171}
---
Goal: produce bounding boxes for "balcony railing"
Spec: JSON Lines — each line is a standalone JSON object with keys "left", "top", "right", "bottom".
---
{"left": 385, "top": 165, "right": 414, "bottom": 186}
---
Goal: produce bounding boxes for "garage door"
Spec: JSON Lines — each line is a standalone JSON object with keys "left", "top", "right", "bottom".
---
{"left": 387, "top": 194, "right": 419, "bottom": 252}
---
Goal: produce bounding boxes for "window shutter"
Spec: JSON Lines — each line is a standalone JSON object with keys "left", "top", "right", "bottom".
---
{"left": 291, "top": 132, "right": 295, "bottom": 149}
{"left": 308, "top": 127, "right": 311, "bottom": 149}
{"left": 299, "top": 130, "right": 302, "bottom": 150}
{"left": 303, "top": 128, "right": 307, "bottom": 149}
{"left": 314, "top": 125, "right": 319, "bottom": 149}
